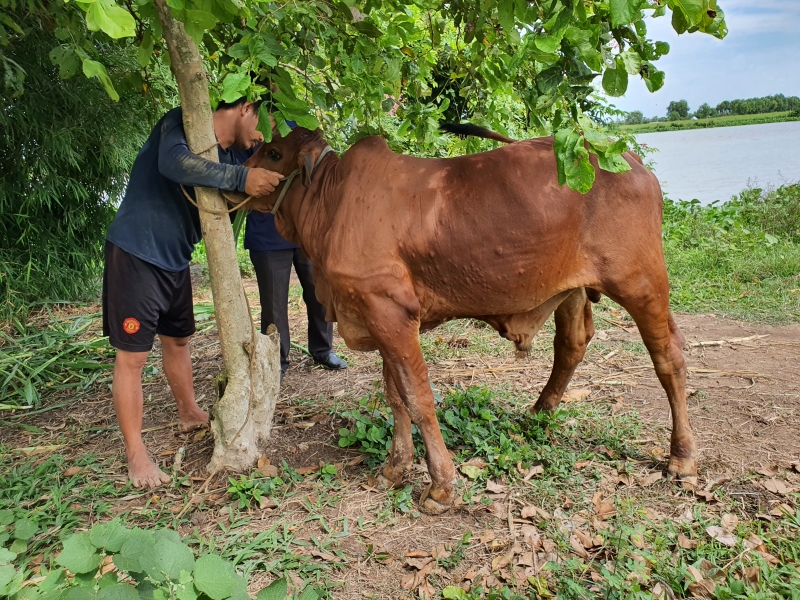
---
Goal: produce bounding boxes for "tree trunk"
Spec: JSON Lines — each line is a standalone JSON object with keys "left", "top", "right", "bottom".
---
{"left": 153, "top": 0, "right": 280, "bottom": 471}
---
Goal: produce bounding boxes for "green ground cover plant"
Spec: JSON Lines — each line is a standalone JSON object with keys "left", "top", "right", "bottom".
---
{"left": 662, "top": 183, "right": 800, "bottom": 322}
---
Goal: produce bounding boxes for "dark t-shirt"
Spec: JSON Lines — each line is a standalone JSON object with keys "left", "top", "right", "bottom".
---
{"left": 244, "top": 212, "right": 298, "bottom": 252}
{"left": 106, "top": 107, "right": 253, "bottom": 272}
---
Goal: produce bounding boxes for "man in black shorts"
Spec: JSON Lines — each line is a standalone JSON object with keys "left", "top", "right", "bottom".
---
{"left": 104, "top": 98, "right": 282, "bottom": 489}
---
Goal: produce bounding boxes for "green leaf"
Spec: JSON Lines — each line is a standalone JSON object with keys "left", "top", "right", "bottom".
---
{"left": 601, "top": 58, "right": 628, "bottom": 96}
{"left": 138, "top": 31, "right": 154, "bottom": 68}
{"left": 290, "top": 112, "right": 320, "bottom": 130}
{"left": 145, "top": 539, "right": 195, "bottom": 582}
{"left": 0, "top": 564, "right": 15, "bottom": 592}
{"left": 85, "top": 0, "right": 136, "bottom": 39}
{"left": 114, "top": 528, "right": 155, "bottom": 574}
{"left": 553, "top": 128, "right": 574, "bottom": 187}
{"left": 497, "top": 0, "right": 514, "bottom": 31}
{"left": 256, "top": 104, "right": 273, "bottom": 143}
{"left": 9, "top": 539, "right": 26, "bottom": 553}
{"left": 0, "top": 511, "right": 13, "bottom": 526}
{"left": 582, "top": 128, "right": 612, "bottom": 152}
{"left": 0, "top": 549, "right": 16, "bottom": 565}
{"left": 39, "top": 568, "right": 66, "bottom": 593}
{"left": 14, "top": 519, "right": 38, "bottom": 540}
{"left": 64, "top": 588, "right": 98, "bottom": 600}
{"left": 353, "top": 20, "right": 382, "bottom": 38}
{"left": 598, "top": 152, "right": 632, "bottom": 173}
{"left": 82, "top": 59, "right": 119, "bottom": 101}
{"left": 89, "top": 521, "right": 128, "bottom": 552}
{"left": 536, "top": 66, "right": 562, "bottom": 94}
{"left": 643, "top": 65, "right": 665, "bottom": 92}
{"left": 533, "top": 34, "right": 561, "bottom": 53}
{"left": 49, "top": 46, "right": 81, "bottom": 79}
{"left": 193, "top": 555, "right": 235, "bottom": 600}
{"left": 97, "top": 584, "right": 139, "bottom": 600}
{"left": 610, "top": 0, "right": 643, "bottom": 27}
{"left": 654, "top": 41, "right": 670, "bottom": 56}
{"left": 297, "top": 587, "right": 318, "bottom": 600}
{"left": 619, "top": 50, "right": 642, "bottom": 75}
{"left": 273, "top": 112, "right": 292, "bottom": 138}
{"left": 256, "top": 578, "right": 287, "bottom": 600}
{"left": 671, "top": 0, "right": 705, "bottom": 25}
{"left": 58, "top": 533, "right": 102, "bottom": 574}
{"left": 220, "top": 72, "right": 250, "bottom": 103}
{"left": 166, "top": 0, "right": 185, "bottom": 9}
{"left": 459, "top": 465, "right": 484, "bottom": 480}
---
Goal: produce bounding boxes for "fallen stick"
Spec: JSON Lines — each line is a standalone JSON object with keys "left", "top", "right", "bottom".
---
{"left": 688, "top": 334, "right": 769, "bottom": 348}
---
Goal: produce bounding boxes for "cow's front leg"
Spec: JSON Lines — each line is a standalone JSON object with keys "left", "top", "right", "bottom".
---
{"left": 363, "top": 296, "right": 456, "bottom": 514}
{"left": 377, "top": 358, "right": 414, "bottom": 488}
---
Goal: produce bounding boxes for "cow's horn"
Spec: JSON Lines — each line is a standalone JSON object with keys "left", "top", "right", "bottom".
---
{"left": 303, "top": 153, "right": 314, "bottom": 186}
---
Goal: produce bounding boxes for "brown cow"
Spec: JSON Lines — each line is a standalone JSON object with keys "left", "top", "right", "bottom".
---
{"left": 238, "top": 126, "right": 697, "bottom": 514}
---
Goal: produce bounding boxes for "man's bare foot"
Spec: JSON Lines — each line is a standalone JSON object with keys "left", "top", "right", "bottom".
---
{"left": 178, "top": 407, "right": 209, "bottom": 433}
{"left": 128, "top": 449, "right": 170, "bottom": 489}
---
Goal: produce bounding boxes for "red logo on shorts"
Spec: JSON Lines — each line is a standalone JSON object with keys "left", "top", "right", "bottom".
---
{"left": 122, "top": 318, "right": 141, "bottom": 334}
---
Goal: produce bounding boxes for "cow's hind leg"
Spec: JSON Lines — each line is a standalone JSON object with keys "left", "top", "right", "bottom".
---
{"left": 532, "top": 288, "right": 595, "bottom": 413}
{"left": 617, "top": 295, "right": 697, "bottom": 478}
{"left": 376, "top": 358, "right": 414, "bottom": 488}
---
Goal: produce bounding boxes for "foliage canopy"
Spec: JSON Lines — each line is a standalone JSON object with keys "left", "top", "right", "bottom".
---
{"left": 3, "top": 0, "right": 727, "bottom": 194}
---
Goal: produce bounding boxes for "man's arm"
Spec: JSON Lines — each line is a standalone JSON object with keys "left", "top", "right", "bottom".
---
{"left": 158, "top": 118, "right": 250, "bottom": 192}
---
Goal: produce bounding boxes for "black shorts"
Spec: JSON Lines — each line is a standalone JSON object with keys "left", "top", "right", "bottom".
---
{"left": 102, "top": 241, "right": 195, "bottom": 352}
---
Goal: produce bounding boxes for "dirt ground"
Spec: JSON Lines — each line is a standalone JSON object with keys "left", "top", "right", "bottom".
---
{"left": 3, "top": 268, "right": 799, "bottom": 598}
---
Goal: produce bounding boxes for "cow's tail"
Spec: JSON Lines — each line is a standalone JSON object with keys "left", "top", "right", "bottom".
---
{"left": 439, "top": 122, "right": 517, "bottom": 144}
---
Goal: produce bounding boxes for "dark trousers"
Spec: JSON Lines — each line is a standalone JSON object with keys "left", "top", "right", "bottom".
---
{"left": 249, "top": 248, "right": 333, "bottom": 372}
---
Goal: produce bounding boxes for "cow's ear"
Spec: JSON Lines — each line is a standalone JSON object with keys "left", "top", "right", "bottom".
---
{"left": 301, "top": 151, "right": 314, "bottom": 187}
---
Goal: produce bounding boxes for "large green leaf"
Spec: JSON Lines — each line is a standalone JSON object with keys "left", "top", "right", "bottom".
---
{"left": 193, "top": 554, "right": 235, "bottom": 600}
{"left": 89, "top": 520, "right": 128, "bottom": 552}
{"left": 643, "top": 65, "right": 665, "bottom": 92}
{"left": 81, "top": 59, "right": 119, "bottom": 101}
{"left": 601, "top": 58, "right": 628, "bottom": 96}
{"left": 85, "top": 0, "right": 136, "bottom": 39}
{"left": 598, "top": 152, "right": 632, "bottom": 173}
{"left": 256, "top": 104, "right": 273, "bottom": 143}
{"left": 144, "top": 539, "right": 195, "bottom": 582}
{"left": 671, "top": 0, "right": 705, "bottom": 25}
{"left": 97, "top": 584, "right": 139, "bottom": 600}
{"left": 58, "top": 533, "right": 102, "bottom": 574}
{"left": 619, "top": 50, "right": 642, "bottom": 75}
{"left": 610, "top": 0, "right": 643, "bottom": 27}
{"left": 113, "top": 528, "right": 155, "bottom": 574}
{"left": 220, "top": 72, "right": 250, "bottom": 103}
{"left": 13, "top": 519, "right": 38, "bottom": 540}
{"left": 256, "top": 578, "right": 287, "bottom": 600}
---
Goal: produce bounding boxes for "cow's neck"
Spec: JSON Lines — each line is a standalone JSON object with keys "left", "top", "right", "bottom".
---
{"left": 274, "top": 152, "right": 343, "bottom": 262}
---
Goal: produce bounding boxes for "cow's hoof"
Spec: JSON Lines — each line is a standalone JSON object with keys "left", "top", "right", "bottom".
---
{"left": 418, "top": 483, "right": 454, "bottom": 515}
{"left": 529, "top": 399, "right": 558, "bottom": 414}
{"left": 375, "top": 473, "right": 403, "bottom": 490}
{"left": 666, "top": 455, "right": 698, "bottom": 480}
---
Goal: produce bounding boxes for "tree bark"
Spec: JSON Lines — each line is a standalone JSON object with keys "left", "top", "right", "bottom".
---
{"left": 153, "top": 0, "right": 280, "bottom": 471}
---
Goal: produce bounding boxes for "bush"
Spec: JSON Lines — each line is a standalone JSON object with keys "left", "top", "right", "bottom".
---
{"left": 0, "top": 24, "right": 153, "bottom": 321}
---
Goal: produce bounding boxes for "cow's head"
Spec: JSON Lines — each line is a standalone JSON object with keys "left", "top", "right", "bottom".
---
{"left": 238, "top": 127, "right": 330, "bottom": 213}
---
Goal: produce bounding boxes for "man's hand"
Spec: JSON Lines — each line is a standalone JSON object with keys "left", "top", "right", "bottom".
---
{"left": 245, "top": 168, "right": 282, "bottom": 197}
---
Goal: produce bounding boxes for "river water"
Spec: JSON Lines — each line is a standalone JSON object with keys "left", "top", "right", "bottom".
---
{"left": 636, "top": 121, "right": 800, "bottom": 205}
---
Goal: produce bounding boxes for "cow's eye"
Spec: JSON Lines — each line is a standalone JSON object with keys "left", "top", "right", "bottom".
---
{"left": 268, "top": 149, "right": 281, "bottom": 161}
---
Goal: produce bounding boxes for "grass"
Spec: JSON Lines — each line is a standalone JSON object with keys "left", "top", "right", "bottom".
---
{"left": 617, "top": 111, "right": 800, "bottom": 134}
{"left": 662, "top": 183, "right": 800, "bottom": 322}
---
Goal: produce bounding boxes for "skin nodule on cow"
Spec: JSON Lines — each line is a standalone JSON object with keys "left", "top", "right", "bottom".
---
{"left": 234, "top": 126, "right": 698, "bottom": 515}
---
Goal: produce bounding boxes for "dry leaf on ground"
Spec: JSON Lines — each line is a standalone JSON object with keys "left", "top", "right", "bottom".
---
{"left": 706, "top": 526, "right": 737, "bottom": 547}
{"left": 569, "top": 535, "right": 590, "bottom": 558}
{"left": 63, "top": 466, "right": 82, "bottom": 477}
{"left": 404, "top": 550, "right": 430, "bottom": 558}
{"left": 678, "top": 533, "right": 699, "bottom": 549}
{"left": 565, "top": 389, "right": 591, "bottom": 403}
{"left": 762, "top": 479, "right": 791, "bottom": 495}
{"left": 756, "top": 466, "right": 778, "bottom": 477}
{"left": 310, "top": 549, "right": 338, "bottom": 562}
{"left": 637, "top": 472, "right": 663, "bottom": 487}
{"left": 486, "top": 480, "right": 508, "bottom": 493}
{"left": 630, "top": 530, "right": 645, "bottom": 549}
{"left": 574, "top": 460, "right": 592, "bottom": 470}
{"left": 720, "top": 513, "right": 739, "bottom": 531}
{"left": 743, "top": 534, "right": 765, "bottom": 551}
{"left": 523, "top": 465, "right": 544, "bottom": 480}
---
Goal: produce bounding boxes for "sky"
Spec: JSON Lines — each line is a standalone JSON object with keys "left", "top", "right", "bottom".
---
{"left": 610, "top": 0, "right": 800, "bottom": 117}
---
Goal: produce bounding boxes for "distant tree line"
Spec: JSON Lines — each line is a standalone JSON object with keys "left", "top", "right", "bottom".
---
{"left": 623, "top": 94, "right": 800, "bottom": 124}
